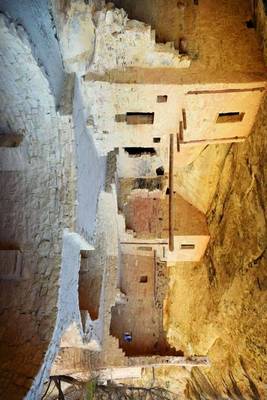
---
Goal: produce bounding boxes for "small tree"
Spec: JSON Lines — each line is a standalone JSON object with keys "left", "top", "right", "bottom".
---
{"left": 42, "top": 376, "right": 177, "bottom": 400}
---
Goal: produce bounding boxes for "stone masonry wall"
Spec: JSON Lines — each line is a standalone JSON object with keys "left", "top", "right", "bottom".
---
{"left": 0, "top": 14, "right": 76, "bottom": 400}
{"left": 52, "top": 0, "right": 190, "bottom": 77}
{"left": 0, "top": 0, "right": 65, "bottom": 103}
{"left": 90, "top": 3, "right": 190, "bottom": 74}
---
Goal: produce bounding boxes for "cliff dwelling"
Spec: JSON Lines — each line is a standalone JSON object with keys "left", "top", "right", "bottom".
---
{"left": 0, "top": 0, "right": 266, "bottom": 399}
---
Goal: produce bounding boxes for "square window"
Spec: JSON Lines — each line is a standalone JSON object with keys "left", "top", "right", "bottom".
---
{"left": 157, "top": 95, "right": 168, "bottom": 103}
{"left": 153, "top": 137, "right": 161, "bottom": 143}
{"left": 137, "top": 246, "right": 153, "bottom": 251}
{"left": 140, "top": 276, "right": 148, "bottom": 283}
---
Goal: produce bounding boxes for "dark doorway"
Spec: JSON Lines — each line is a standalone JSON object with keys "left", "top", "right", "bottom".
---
{"left": 124, "top": 147, "right": 156, "bottom": 157}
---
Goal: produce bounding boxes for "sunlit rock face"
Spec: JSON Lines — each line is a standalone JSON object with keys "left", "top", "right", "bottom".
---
{"left": 166, "top": 94, "right": 267, "bottom": 398}
{"left": 173, "top": 144, "right": 231, "bottom": 214}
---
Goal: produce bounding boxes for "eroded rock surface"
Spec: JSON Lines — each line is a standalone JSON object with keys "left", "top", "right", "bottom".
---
{"left": 165, "top": 94, "right": 267, "bottom": 398}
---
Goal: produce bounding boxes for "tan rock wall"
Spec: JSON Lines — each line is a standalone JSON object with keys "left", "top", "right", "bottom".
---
{"left": 256, "top": 0, "right": 267, "bottom": 64}
{"left": 165, "top": 93, "right": 267, "bottom": 398}
{"left": 114, "top": 0, "right": 265, "bottom": 77}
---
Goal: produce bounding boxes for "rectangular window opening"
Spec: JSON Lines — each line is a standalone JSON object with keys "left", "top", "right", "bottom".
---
{"left": 180, "top": 244, "right": 195, "bottom": 250}
{"left": 157, "top": 95, "right": 168, "bottom": 103}
{"left": 124, "top": 147, "right": 156, "bottom": 157}
{"left": 137, "top": 246, "right": 153, "bottom": 251}
{"left": 153, "top": 137, "right": 161, "bottom": 143}
{"left": 216, "top": 112, "right": 245, "bottom": 123}
{"left": 140, "top": 276, "right": 148, "bottom": 283}
{"left": 126, "top": 112, "right": 154, "bottom": 125}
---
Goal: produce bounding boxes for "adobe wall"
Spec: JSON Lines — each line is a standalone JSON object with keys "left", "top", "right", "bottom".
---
{"left": 81, "top": 80, "right": 265, "bottom": 173}
{"left": 118, "top": 177, "right": 166, "bottom": 210}
{"left": 124, "top": 192, "right": 208, "bottom": 239}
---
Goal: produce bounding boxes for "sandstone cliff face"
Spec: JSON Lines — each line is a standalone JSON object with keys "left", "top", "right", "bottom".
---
{"left": 165, "top": 94, "right": 267, "bottom": 398}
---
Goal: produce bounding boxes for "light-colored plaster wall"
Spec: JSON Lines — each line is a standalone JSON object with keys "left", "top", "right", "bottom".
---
{"left": 185, "top": 89, "right": 264, "bottom": 142}
{"left": 81, "top": 82, "right": 184, "bottom": 156}
{"left": 82, "top": 80, "right": 265, "bottom": 170}
{"left": 72, "top": 77, "right": 106, "bottom": 240}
